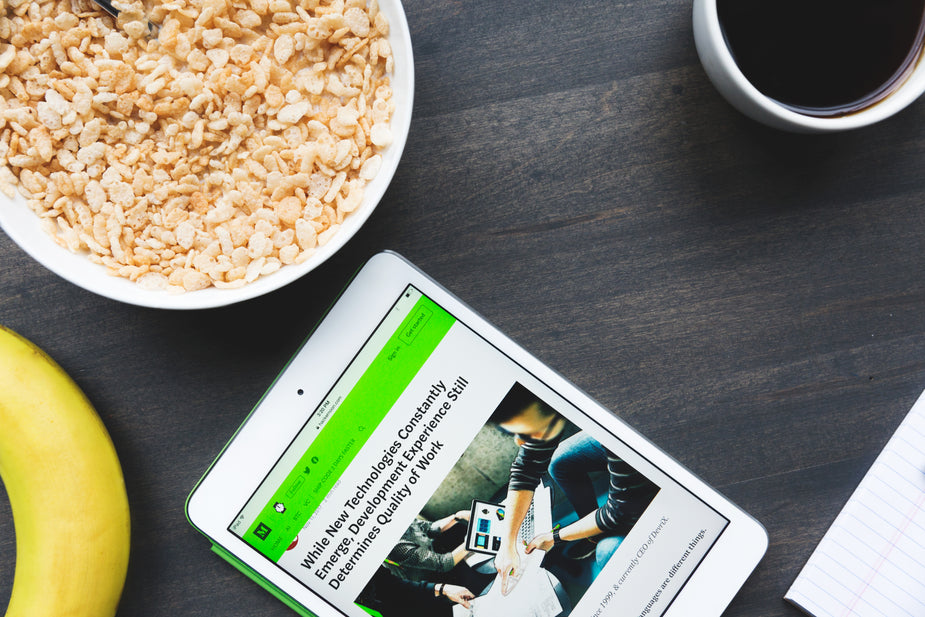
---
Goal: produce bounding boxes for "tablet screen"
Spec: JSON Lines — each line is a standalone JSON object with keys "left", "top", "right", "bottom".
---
{"left": 465, "top": 499, "right": 506, "bottom": 555}
{"left": 228, "top": 285, "right": 729, "bottom": 617}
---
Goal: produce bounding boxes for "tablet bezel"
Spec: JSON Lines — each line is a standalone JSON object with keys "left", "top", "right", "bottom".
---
{"left": 187, "top": 250, "right": 767, "bottom": 617}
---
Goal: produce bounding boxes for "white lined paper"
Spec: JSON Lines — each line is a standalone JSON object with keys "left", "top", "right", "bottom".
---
{"left": 785, "top": 389, "right": 925, "bottom": 617}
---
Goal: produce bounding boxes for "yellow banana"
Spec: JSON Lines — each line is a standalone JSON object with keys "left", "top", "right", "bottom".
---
{"left": 0, "top": 325, "right": 130, "bottom": 617}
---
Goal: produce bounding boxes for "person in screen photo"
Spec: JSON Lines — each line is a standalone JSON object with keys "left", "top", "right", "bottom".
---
{"left": 357, "top": 566, "right": 476, "bottom": 616}
{"left": 489, "top": 382, "right": 660, "bottom": 594}
{"left": 382, "top": 508, "right": 489, "bottom": 592}
{"left": 358, "top": 509, "right": 491, "bottom": 617}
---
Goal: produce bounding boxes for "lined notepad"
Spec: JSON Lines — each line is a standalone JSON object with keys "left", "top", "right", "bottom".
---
{"left": 785, "top": 389, "right": 925, "bottom": 617}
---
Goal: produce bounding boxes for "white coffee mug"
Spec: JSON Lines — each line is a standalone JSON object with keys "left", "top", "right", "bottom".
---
{"left": 692, "top": 0, "right": 925, "bottom": 133}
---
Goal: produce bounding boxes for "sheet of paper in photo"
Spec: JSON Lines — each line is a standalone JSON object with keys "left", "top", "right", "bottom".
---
{"left": 454, "top": 484, "right": 561, "bottom": 617}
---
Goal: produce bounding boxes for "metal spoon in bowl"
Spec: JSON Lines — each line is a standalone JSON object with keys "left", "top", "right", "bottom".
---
{"left": 90, "top": 0, "right": 160, "bottom": 38}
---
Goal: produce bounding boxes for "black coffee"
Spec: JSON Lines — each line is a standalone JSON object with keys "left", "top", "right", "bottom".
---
{"left": 717, "top": 0, "right": 925, "bottom": 116}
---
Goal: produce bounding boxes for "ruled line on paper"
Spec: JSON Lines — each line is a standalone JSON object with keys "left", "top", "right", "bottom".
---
{"left": 784, "top": 390, "right": 925, "bottom": 617}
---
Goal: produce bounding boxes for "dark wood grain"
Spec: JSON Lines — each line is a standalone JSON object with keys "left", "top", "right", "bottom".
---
{"left": 3, "top": 1, "right": 925, "bottom": 616}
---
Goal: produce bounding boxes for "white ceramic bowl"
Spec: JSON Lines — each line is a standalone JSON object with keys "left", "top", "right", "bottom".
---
{"left": 0, "top": 0, "right": 413, "bottom": 309}
{"left": 693, "top": 0, "right": 925, "bottom": 132}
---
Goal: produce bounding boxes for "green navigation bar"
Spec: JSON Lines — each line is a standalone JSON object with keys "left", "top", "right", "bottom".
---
{"left": 244, "top": 294, "right": 455, "bottom": 561}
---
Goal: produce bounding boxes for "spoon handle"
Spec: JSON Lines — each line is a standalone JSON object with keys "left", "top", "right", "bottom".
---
{"left": 90, "top": 0, "right": 120, "bottom": 19}
{"left": 89, "top": 0, "right": 160, "bottom": 37}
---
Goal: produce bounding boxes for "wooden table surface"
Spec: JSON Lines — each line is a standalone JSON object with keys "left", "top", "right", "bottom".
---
{"left": 3, "top": 1, "right": 925, "bottom": 615}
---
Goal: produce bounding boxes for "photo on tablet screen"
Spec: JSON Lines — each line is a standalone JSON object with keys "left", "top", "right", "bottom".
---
{"left": 225, "top": 285, "right": 730, "bottom": 617}
{"left": 356, "top": 382, "right": 662, "bottom": 616}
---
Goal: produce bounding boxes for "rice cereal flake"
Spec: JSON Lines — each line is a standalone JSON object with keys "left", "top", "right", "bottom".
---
{"left": 0, "top": 0, "right": 395, "bottom": 292}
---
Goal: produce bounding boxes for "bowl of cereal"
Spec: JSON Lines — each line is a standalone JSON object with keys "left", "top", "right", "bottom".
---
{"left": 0, "top": 0, "right": 412, "bottom": 309}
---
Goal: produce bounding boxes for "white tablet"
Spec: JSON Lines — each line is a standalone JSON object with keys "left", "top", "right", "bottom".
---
{"left": 187, "top": 250, "right": 767, "bottom": 617}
